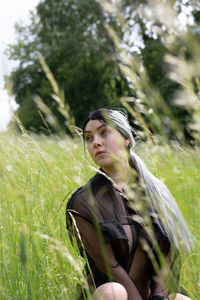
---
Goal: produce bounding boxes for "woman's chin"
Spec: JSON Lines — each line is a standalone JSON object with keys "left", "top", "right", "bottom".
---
{"left": 95, "top": 157, "right": 114, "bottom": 169}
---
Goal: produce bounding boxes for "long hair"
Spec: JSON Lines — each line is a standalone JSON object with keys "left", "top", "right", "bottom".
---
{"left": 83, "top": 108, "right": 194, "bottom": 252}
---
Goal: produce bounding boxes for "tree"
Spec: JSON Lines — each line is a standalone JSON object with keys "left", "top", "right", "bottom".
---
{"left": 8, "top": 0, "right": 200, "bottom": 142}
{"left": 114, "top": 0, "right": 200, "bottom": 142}
{"left": 8, "top": 0, "right": 128, "bottom": 133}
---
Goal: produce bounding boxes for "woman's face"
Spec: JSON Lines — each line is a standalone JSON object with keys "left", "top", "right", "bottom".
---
{"left": 84, "top": 119, "right": 129, "bottom": 169}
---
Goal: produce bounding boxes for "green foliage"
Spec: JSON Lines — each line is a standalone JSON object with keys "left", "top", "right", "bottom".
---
{"left": 6, "top": 0, "right": 200, "bottom": 142}
{"left": 99, "top": 0, "right": 200, "bottom": 144}
{"left": 0, "top": 132, "right": 199, "bottom": 299}
{"left": 7, "top": 0, "right": 128, "bottom": 133}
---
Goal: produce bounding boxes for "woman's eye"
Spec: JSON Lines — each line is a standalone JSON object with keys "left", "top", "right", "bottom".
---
{"left": 85, "top": 136, "right": 92, "bottom": 142}
{"left": 101, "top": 130, "right": 107, "bottom": 137}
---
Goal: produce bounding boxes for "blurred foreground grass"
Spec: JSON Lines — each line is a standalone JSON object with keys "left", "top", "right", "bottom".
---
{"left": 0, "top": 132, "right": 199, "bottom": 299}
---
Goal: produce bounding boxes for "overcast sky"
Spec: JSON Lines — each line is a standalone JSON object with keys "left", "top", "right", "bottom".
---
{"left": 0, "top": 0, "right": 40, "bottom": 88}
{"left": 0, "top": 0, "right": 40, "bottom": 131}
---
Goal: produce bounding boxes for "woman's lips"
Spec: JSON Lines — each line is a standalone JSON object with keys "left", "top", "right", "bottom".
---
{"left": 95, "top": 151, "right": 106, "bottom": 157}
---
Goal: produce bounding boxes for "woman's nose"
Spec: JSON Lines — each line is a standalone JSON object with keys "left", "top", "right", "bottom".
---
{"left": 93, "top": 136, "right": 102, "bottom": 147}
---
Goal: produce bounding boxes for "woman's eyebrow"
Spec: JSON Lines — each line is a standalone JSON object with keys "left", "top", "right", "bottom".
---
{"left": 84, "top": 124, "right": 106, "bottom": 133}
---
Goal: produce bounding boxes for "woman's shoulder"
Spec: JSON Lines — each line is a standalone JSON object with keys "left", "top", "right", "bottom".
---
{"left": 66, "top": 183, "right": 92, "bottom": 225}
{"left": 67, "top": 183, "right": 89, "bottom": 210}
{"left": 67, "top": 170, "right": 109, "bottom": 210}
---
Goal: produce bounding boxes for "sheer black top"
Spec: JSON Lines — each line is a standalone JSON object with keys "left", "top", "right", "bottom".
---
{"left": 66, "top": 170, "right": 174, "bottom": 300}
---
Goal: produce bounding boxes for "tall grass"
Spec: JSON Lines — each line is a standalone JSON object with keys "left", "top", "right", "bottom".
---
{"left": 0, "top": 132, "right": 199, "bottom": 299}
{"left": 0, "top": 132, "right": 90, "bottom": 300}
{"left": 2, "top": 1, "right": 200, "bottom": 299}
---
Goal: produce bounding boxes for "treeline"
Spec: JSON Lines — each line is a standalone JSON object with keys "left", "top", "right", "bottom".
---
{"left": 7, "top": 0, "right": 200, "bottom": 143}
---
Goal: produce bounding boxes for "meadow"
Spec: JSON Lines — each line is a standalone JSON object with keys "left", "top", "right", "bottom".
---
{"left": 0, "top": 132, "right": 199, "bottom": 299}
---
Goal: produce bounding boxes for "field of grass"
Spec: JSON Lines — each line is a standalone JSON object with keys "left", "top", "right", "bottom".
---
{"left": 0, "top": 132, "right": 199, "bottom": 299}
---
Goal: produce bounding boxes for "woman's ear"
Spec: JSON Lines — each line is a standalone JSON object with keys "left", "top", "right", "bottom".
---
{"left": 125, "top": 138, "right": 130, "bottom": 148}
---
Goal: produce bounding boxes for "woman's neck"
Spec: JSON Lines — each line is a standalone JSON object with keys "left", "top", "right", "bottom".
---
{"left": 103, "top": 160, "right": 131, "bottom": 191}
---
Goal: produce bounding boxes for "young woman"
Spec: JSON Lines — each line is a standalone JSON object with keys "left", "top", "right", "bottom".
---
{"left": 66, "top": 109, "right": 194, "bottom": 300}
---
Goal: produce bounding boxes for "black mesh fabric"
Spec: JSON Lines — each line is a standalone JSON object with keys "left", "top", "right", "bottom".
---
{"left": 66, "top": 170, "right": 177, "bottom": 300}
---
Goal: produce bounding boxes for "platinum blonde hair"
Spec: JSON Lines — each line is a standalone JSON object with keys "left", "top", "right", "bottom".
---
{"left": 84, "top": 108, "right": 194, "bottom": 252}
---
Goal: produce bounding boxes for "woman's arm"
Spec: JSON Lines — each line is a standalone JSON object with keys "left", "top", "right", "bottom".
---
{"left": 149, "top": 240, "right": 172, "bottom": 299}
{"left": 74, "top": 215, "right": 143, "bottom": 300}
